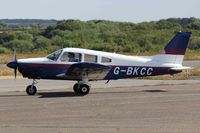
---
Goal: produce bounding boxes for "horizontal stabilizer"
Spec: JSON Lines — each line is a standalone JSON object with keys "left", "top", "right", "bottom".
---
{"left": 170, "top": 66, "right": 192, "bottom": 71}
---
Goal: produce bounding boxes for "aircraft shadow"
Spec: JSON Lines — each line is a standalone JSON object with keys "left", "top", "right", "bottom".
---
{"left": 0, "top": 94, "right": 27, "bottom": 97}
{"left": 0, "top": 90, "right": 168, "bottom": 98}
{"left": 143, "top": 90, "right": 168, "bottom": 93}
{"left": 38, "top": 91, "right": 83, "bottom": 98}
{"left": 91, "top": 89, "right": 168, "bottom": 95}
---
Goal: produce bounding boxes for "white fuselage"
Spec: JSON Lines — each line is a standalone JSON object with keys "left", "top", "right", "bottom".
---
{"left": 18, "top": 48, "right": 183, "bottom": 68}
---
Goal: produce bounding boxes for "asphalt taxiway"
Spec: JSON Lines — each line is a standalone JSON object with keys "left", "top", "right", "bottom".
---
{"left": 0, "top": 79, "right": 200, "bottom": 133}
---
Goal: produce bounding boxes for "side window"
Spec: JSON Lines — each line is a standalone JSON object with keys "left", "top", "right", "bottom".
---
{"left": 84, "top": 54, "right": 97, "bottom": 62}
{"left": 68, "top": 52, "right": 81, "bottom": 62}
{"left": 60, "top": 52, "right": 82, "bottom": 62}
{"left": 102, "top": 57, "right": 112, "bottom": 63}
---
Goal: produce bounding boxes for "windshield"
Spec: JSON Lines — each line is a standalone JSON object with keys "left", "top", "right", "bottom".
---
{"left": 47, "top": 49, "right": 62, "bottom": 61}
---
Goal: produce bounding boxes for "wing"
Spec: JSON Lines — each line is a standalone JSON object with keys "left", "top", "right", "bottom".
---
{"left": 56, "top": 62, "right": 111, "bottom": 80}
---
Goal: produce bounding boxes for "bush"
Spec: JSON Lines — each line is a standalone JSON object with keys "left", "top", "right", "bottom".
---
{"left": 189, "top": 37, "right": 200, "bottom": 50}
{"left": 4, "top": 39, "right": 34, "bottom": 53}
{"left": 0, "top": 47, "right": 9, "bottom": 54}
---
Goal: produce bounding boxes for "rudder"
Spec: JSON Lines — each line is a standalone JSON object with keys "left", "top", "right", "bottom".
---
{"left": 163, "top": 32, "right": 191, "bottom": 55}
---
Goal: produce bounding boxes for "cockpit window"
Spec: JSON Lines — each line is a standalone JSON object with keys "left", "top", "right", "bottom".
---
{"left": 60, "top": 52, "right": 82, "bottom": 62}
{"left": 47, "top": 49, "right": 62, "bottom": 61}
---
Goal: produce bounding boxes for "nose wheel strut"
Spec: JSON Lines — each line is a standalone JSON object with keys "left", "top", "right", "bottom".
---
{"left": 26, "top": 79, "right": 38, "bottom": 95}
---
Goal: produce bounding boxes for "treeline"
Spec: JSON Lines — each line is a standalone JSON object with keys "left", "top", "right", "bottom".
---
{"left": 0, "top": 18, "right": 200, "bottom": 54}
{"left": 0, "top": 19, "right": 57, "bottom": 29}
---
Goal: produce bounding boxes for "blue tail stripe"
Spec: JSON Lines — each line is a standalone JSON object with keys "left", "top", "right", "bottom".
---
{"left": 164, "top": 32, "right": 191, "bottom": 54}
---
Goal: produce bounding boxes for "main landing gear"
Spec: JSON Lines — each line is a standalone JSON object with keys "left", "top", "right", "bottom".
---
{"left": 26, "top": 79, "right": 38, "bottom": 95}
{"left": 73, "top": 81, "right": 91, "bottom": 95}
{"left": 25, "top": 79, "right": 91, "bottom": 96}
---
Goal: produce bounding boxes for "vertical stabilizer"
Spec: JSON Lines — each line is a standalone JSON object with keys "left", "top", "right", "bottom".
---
{"left": 153, "top": 32, "right": 191, "bottom": 65}
{"left": 163, "top": 32, "right": 191, "bottom": 55}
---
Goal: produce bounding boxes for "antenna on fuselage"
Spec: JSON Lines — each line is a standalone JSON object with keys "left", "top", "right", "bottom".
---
{"left": 136, "top": 50, "right": 140, "bottom": 56}
{"left": 114, "top": 49, "right": 117, "bottom": 54}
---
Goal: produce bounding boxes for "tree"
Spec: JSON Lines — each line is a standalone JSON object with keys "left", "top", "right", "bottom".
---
{"left": 5, "top": 39, "right": 34, "bottom": 53}
{"left": 0, "top": 46, "right": 8, "bottom": 54}
{"left": 0, "top": 23, "right": 7, "bottom": 29}
{"left": 14, "top": 31, "right": 33, "bottom": 41}
{"left": 0, "top": 32, "right": 16, "bottom": 43}
{"left": 33, "top": 36, "right": 52, "bottom": 51}
{"left": 56, "top": 20, "right": 82, "bottom": 31}
{"left": 189, "top": 37, "right": 200, "bottom": 50}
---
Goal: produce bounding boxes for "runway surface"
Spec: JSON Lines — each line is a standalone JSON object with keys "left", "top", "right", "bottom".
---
{"left": 0, "top": 79, "right": 200, "bottom": 133}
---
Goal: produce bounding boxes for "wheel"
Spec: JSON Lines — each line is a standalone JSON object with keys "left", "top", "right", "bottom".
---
{"left": 79, "top": 84, "right": 90, "bottom": 95}
{"left": 26, "top": 85, "right": 37, "bottom": 95}
{"left": 73, "top": 83, "right": 79, "bottom": 94}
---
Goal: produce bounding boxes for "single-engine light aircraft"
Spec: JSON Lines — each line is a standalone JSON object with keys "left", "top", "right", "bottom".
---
{"left": 7, "top": 32, "right": 191, "bottom": 95}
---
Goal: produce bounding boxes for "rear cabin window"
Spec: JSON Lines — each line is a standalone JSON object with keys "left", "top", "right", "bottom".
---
{"left": 101, "top": 57, "right": 112, "bottom": 63}
{"left": 60, "top": 52, "right": 82, "bottom": 62}
{"left": 84, "top": 54, "right": 97, "bottom": 62}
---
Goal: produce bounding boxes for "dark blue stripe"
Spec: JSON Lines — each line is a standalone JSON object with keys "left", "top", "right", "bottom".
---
{"left": 17, "top": 63, "right": 181, "bottom": 80}
{"left": 164, "top": 32, "right": 191, "bottom": 55}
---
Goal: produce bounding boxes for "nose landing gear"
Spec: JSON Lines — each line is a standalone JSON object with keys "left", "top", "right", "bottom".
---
{"left": 26, "top": 79, "right": 38, "bottom": 95}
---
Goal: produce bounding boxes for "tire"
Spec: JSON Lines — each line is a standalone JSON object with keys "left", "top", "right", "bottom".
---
{"left": 79, "top": 84, "right": 90, "bottom": 95}
{"left": 73, "top": 83, "right": 79, "bottom": 94}
{"left": 26, "top": 85, "right": 37, "bottom": 95}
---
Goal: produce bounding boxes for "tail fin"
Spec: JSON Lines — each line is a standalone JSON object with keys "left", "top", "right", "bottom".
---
{"left": 153, "top": 32, "right": 192, "bottom": 65}
{"left": 162, "top": 32, "right": 191, "bottom": 55}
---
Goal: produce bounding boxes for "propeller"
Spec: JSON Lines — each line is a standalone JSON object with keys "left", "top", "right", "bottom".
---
{"left": 13, "top": 51, "right": 17, "bottom": 79}
{"left": 7, "top": 51, "right": 18, "bottom": 79}
{"left": 14, "top": 65, "right": 17, "bottom": 79}
{"left": 13, "top": 50, "right": 17, "bottom": 61}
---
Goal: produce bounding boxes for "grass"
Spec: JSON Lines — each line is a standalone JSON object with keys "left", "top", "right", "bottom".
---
{"left": 0, "top": 65, "right": 14, "bottom": 76}
{"left": 0, "top": 65, "right": 23, "bottom": 77}
{"left": 185, "top": 51, "right": 200, "bottom": 60}
{"left": 0, "top": 53, "right": 46, "bottom": 64}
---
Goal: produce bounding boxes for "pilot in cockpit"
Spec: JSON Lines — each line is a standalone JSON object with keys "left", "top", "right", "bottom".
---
{"left": 68, "top": 52, "right": 77, "bottom": 62}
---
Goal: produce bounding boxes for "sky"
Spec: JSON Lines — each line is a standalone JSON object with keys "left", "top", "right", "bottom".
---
{"left": 0, "top": 0, "right": 199, "bottom": 22}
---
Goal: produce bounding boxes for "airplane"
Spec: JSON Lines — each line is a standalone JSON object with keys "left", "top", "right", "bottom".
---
{"left": 7, "top": 32, "right": 192, "bottom": 96}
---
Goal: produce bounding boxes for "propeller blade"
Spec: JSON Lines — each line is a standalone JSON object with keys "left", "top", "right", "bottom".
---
{"left": 14, "top": 68, "right": 17, "bottom": 79}
{"left": 13, "top": 50, "right": 17, "bottom": 61}
{"left": 6, "top": 50, "right": 19, "bottom": 79}
{"left": 12, "top": 50, "right": 18, "bottom": 79}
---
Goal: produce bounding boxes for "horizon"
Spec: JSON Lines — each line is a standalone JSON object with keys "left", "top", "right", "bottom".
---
{"left": 0, "top": 17, "right": 199, "bottom": 24}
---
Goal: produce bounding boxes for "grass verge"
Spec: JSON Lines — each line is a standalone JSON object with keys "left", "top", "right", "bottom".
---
{"left": 0, "top": 53, "right": 46, "bottom": 64}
